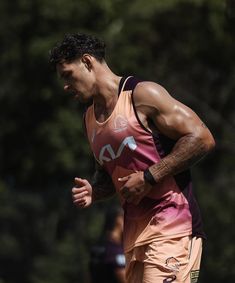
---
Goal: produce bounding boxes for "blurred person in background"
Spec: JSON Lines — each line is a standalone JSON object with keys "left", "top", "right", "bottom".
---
{"left": 49, "top": 33, "right": 215, "bottom": 283}
{"left": 89, "top": 206, "right": 126, "bottom": 283}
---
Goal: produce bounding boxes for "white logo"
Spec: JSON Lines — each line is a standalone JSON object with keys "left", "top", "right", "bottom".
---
{"left": 99, "top": 136, "right": 137, "bottom": 165}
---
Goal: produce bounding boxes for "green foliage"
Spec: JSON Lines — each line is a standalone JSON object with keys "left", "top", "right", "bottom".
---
{"left": 0, "top": 0, "right": 234, "bottom": 282}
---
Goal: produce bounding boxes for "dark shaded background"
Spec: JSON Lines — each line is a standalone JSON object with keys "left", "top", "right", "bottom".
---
{"left": 0, "top": 0, "right": 234, "bottom": 282}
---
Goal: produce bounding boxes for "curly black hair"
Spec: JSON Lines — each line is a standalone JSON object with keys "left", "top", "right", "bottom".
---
{"left": 49, "top": 33, "right": 106, "bottom": 69}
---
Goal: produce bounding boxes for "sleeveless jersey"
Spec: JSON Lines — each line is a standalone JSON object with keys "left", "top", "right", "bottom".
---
{"left": 85, "top": 76, "right": 205, "bottom": 252}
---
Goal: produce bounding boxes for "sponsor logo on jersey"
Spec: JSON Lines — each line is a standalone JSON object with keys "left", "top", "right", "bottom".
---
{"left": 99, "top": 136, "right": 137, "bottom": 165}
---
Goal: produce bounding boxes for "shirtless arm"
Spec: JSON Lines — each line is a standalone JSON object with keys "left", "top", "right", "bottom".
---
{"left": 137, "top": 82, "right": 215, "bottom": 181}
{"left": 119, "top": 82, "right": 215, "bottom": 202}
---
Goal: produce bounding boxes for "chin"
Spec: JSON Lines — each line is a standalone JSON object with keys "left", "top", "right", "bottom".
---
{"left": 75, "top": 94, "right": 92, "bottom": 104}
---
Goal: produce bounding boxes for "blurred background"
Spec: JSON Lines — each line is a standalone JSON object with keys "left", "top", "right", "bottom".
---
{"left": 0, "top": 0, "right": 234, "bottom": 282}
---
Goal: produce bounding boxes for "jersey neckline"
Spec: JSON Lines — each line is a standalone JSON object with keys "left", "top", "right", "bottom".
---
{"left": 92, "top": 76, "right": 132, "bottom": 126}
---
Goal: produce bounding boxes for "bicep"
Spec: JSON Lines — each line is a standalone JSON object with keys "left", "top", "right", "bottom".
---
{"left": 153, "top": 98, "right": 206, "bottom": 140}
{"left": 135, "top": 82, "right": 212, "bottom": 141}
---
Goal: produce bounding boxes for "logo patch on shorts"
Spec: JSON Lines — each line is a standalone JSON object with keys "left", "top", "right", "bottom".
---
{"left": 165, "top": 257, "right": 180, "bottom": 273}
{"left": 190, "top": 270, "right": 200, "bottom": 283}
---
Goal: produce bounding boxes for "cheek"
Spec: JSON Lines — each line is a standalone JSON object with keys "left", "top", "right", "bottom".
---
{"left": 83, "top": 77, "right": 95, "bottom": 92}
{"left": 74, "top": 71, "right": 95, "bottom": 93}
{"left": 80, "top": 81, "right": 92, "bottom": 93}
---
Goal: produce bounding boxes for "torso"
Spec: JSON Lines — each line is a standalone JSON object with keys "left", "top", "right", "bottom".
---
{"left": 85, "top": 76, "right": 205, "bottom": 252}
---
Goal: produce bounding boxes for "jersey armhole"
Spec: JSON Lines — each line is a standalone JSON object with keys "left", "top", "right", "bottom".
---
{"left": 83, "top": 111, "right": 89, "bottom": 138}
{"left": 129, "top": 78, "right": 155, "bottom": 136}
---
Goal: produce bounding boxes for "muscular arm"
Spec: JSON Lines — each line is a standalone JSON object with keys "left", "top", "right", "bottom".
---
{"left": 91, "top": 162, "right": 116, "bottom": 201}
{"left": 149, "top": 132, "right": 210, "bottom": 182}
{"left": 134, "top": 82, "right": 216, "bottom": 183}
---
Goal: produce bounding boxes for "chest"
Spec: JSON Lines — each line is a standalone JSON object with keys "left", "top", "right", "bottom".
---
{"left": 88, "top": 113, "right": 140, "bottom": 165}
{"left": 85, "top": 91, "right": 157, "bottom": 168}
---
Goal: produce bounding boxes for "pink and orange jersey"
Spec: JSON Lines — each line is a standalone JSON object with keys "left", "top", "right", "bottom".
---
{"left": 85, "top": 76, "right": 205, "bottom": 252}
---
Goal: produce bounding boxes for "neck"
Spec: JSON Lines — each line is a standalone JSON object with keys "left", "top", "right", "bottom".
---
{"left": 93, "top": 64, "right": 122, "bottom": 122}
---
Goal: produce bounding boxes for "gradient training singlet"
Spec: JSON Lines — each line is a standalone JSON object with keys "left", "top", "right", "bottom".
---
{"left": 85, "top": 76, "right": 205, "bottom": 252}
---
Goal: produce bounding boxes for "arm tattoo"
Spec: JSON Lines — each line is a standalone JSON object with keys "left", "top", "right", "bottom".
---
{"left": 91, "top": 166, "right": 116, "bottom": 202}
{"left": 149, "top": 134, "right": 209, "bottom": 182}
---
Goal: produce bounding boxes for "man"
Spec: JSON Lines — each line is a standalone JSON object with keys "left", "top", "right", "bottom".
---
{"left": 49, "top": 33, "right": 215, "bottom": 283}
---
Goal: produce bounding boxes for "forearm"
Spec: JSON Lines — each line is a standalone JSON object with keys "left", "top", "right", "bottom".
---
{"left": 91, "top": 169, "right": 116, "bottom": 202}
{"left": 149, "top": 134, "right": 213, "bottom": 182}
{"left": 92, "top": 185, "right": 116, "bottom": 202}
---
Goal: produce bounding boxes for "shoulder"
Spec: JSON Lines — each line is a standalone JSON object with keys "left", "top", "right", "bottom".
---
{"left": 135, "top": 81, "right": 166, "bottom": 93}
{"left": 134, "top": 81, "right": 172, "bottom": 102}
{"left": 133, "top": 81, "right": 175, "bottom": 113}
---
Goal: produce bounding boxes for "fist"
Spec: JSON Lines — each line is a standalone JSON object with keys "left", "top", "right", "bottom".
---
{"left": 72, "top": 178, "right": 92, "bottom": 208}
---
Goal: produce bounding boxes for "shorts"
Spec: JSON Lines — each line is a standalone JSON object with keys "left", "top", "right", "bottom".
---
{"left": 125, "top": 236, "right": 202, "bottom": 283}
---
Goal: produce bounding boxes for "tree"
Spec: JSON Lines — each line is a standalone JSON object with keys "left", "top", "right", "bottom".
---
{"left": 0, "top": 0, "right": 234, "bottom": 282}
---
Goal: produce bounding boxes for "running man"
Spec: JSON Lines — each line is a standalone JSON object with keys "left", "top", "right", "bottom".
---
{"left": 49, "top": 33, "right": 215, "bottom": 283}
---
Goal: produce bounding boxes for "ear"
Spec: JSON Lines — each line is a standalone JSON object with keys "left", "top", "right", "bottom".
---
{"left": 81, "top": 54, "right": 93, "bottom": 71}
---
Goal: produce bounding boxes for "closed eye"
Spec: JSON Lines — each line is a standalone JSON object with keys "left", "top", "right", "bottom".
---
{"left": 60, "top": 71, "right": 72, "bottom": 80}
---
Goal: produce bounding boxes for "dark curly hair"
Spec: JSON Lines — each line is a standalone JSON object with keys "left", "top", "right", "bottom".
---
{"left": 49, "top": 33, "right": 106, "bottom": 69}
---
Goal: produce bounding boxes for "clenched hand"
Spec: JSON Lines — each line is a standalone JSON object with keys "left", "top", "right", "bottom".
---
{"left": 72, "top": 178, "right": 92, "bottom": 208}
{"left": 118, "top": 171, "right": 152, "bottom": 205}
